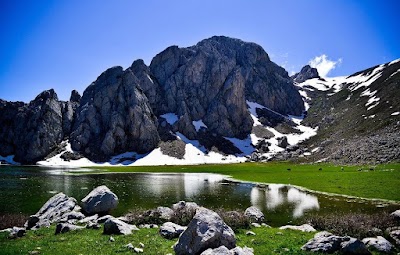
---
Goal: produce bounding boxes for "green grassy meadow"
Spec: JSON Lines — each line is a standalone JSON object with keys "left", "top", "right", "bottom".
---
{"left": 96, "top": 162, "right": 400, "bottom": 201}
{"left": 0, "top": 225, "right": 318, "bottom": 255}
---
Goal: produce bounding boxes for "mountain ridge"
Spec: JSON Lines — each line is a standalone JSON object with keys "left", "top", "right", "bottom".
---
{"left": 0, "top": 36, "right": 399, "bottom": 165}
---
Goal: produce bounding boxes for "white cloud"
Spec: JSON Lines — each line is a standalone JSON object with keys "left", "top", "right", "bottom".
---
{"left": 309, "top": 54, "right": 342, "bottom": 78}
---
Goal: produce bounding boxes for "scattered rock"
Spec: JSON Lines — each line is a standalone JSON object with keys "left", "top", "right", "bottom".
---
{"left": 279, "top": 224, "right": 316, "bottom": 232}
{"left": 387, "top": 227, "right": 400, "bottom": 246}
{"left": 362, "top": 236, "right": 393, "bottom": 253}
{"left": 302, "top": 232, "right": 345, "bottom": 253}
{"left": 25, "top": 193, "right": 77, "bottom": 230}
{"left": 244, "top": 206, "right": 264, "bottom": 223}
{"left": 7, "top": 227, "right": 26, "bottom": 239}
{"left": 109, "top": 236, "right": 115, "bottom": 242}
{"left": 157, "top": 206, "right": 174, "bottom": 221}
{"left": 246, "top": 231, "right": 256, "bottom": 236}
{"left": 174, "top": 207, "right": 236, "bottom": 255}
{"left": 103, "top": 217, "right": 139, "bottom": 235}
{"left": 277, "top": 136, "right": 289, "bottom": 148}
{"left": 172, "top": 201, "right": 199, "bottom": 212}
{"left": 390, "top": 209, "right": 400, "bottom": 220}
{"left": 78, "top": 214, "right": 99, "bottom": 224}
{"left": 139, "top": 224, "right": 159, "bottom": 229}
{"left": 139, "top": 242, "right": 145, "bottom": 248}
{"left": 159, "top": 222, "right": 187, "bottom": 239}
{"left": 340, "top": 238, "right": 371, "bottom": 255}
{"left": 302, "top": 231, "right": 371, "bottom": 254}
{"left": 200, "top": 245, "right": 254, "bottom": 255}
{"left": 55, "top": 223, "right": 84, "bottom": 234}
{"left": 251, "top": 223, "right": 261, "bottom": 228}
{"left": 86, "top": 222, "right": 101, "bottom": 229}
{"left": 97, "top": 215, "right": 113, "bottom": 224}
{"left": 60, "top": 211, "right": 85, "bottom": 222}
{"left": 81, "top": 185, "right": 119, "bottom": 215}
{"left": 133, "top": 247, "right": 143, "bottom": 253}
{"left": 126, "top": 243, "right": 134, "bottom": 250}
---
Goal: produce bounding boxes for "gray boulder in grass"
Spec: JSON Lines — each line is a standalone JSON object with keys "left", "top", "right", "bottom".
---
{"left": 103, "top": 217, "right": 139, "bottom": 235}
{"left": 81, "top": 185, "right": 118, "bottom": 215}
{"left": 244, "top": 206, "right": 264, "bottom": 223}
{"left": 174, "top": 207, "right": 236, "bottom": 255}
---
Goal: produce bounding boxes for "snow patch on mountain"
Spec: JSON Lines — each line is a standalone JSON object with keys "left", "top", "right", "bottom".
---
{"left": 192, "top": 120, "right": 207, "bottom": 132}
{"left": 161, "top": 113, "right": 179, "bottom": 125}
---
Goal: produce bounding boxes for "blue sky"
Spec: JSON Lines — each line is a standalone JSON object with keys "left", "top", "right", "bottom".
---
{"left": 1, "top": 0, "right": 399, "bottom": 102}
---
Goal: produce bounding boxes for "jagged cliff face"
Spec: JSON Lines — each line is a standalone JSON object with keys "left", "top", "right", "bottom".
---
{"left": 0, "top": 36, "right": 321, "bottom": 164}
{"left": 70, "top": 67, "right": 160, "bottom": 161}
{"left": 148, "top": 36, "right": 304, "bottom": 139}
{"left": 0, "top": 89, "right": 79, "bottom": 163}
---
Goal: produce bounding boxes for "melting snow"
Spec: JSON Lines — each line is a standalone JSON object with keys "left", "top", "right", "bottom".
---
{"left": 224, "top": 136, "right": 254, "bottom": 156}
{"left": 160, "top": 113, "right": 179, "bottom": 125}
{"left": 192, "top": 120, "right": 207, "bottom": 132}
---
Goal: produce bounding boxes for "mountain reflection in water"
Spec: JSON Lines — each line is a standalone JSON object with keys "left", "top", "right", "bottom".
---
{"left": 251, "top": 184, "right": 320, "bottom": 218}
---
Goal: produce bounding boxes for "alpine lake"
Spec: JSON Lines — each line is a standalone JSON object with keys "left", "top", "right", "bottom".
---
{"left": 0, "top": 165, "right": 398, "bottom": 227}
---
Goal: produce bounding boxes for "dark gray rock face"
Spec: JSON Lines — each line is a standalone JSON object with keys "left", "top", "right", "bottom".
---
{"left": 291, "top": 65, "right": 320, "bottom": 83}
{"left": 0, "top": 89, "right": 78, "bottom": 163}
{"left": 70, "top": 66, "right": 160, "bottom": 161}
{"left": 150, "top": 36, "right": 304, "bottom": 139}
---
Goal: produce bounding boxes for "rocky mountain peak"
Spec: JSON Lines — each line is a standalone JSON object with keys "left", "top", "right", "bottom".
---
{"left": 291, "top": 65, "right": 320, "bottom": 83}
{"left": 70, "top": 90, "right": 81, "bottom": 103}
{"left": 32, "top": 89, "right": 59, "bottom": 103}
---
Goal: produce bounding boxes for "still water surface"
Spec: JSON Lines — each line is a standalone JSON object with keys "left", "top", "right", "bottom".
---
{"left": 0, "top": 166, "right": 398, "bottom": 226}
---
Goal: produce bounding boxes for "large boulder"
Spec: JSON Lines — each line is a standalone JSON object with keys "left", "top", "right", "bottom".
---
{"left": 244, "top": 206, "right": 264, "bottom": 223}
{"left": 70, "top": 66, "right": 160, "bottom": 161}
{"left": 81, "top": 185, "right": 118, "bottom": 215}
{"left": 362, "top": 236, "right": 393, "bottom": 253}
{"left": 302, "top": 231, "right": 371, "bottom": 254}
{"left": 302, "top": 231, "right": 346, "bottom": 253}
{"left": 103, "top": 217, "right": 139, "bottom": 235}
{"left": 174, "top": 207, "right": 236, "bottom": 255}
{"left": 25, "top": 192, "right": 77, "bottom": 230}
{"left": 159, "top": 222, "right": 186, "bottom": 239}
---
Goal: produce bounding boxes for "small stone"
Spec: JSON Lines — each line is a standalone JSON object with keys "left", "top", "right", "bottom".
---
{"left": 276, "top": 232, "right": 283, "bottom": 235}
{"left": 139, "top": 242, "right": 145, "bottom": 248}
{"left": 109, "top": 236, "right": 115, "bottom": 242}
{"left": 251, "top": 223, "right": 261, "bottom": 228}
{"left": 246, "top": 231, "right": 256, "bottom": 236}
{"left": 126, "top": 243, "right": 134, "bottom": 250}
{"left": 134, "top": 247, "right": 143, "bottom": 253}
